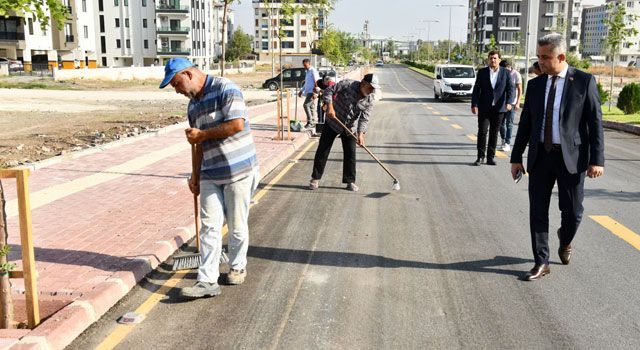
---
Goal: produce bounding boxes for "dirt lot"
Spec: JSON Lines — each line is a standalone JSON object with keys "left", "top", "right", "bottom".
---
{"left": 0, "top": 70, "right": 275, "bottom": 168}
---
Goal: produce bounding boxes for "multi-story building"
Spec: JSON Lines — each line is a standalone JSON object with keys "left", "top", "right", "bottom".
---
{"left": 94, "top": 0, "right": 232, "bottom": 69}
{"left": 54, "top": 0, "right": 98, "bottom": 69}
{"left": 469, "top": 0, "right": 583, "bottom": 62}
{"left": 252, "top": 0, "right": 327, "bottom": 62}
{"left": 605, "top": 0, "right": 640, "bottom": 65}
{"left": 580, "top": 4, "right": 607, "bottom": 59}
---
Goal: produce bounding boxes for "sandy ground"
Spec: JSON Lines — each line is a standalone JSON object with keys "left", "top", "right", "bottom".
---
{"left": 0, "top": 72, "right": 277, "bottom": 168}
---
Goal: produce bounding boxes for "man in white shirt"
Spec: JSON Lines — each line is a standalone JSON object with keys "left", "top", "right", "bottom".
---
{"left": 299, "top": 58, "right": 320, "bottom": 129}
{"left": 500, "top": 60, "right": 522, "bottom": 152}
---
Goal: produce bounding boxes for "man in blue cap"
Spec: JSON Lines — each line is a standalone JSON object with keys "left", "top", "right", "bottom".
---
{"left": 160, "top": 58, "right": 259, "bottom": 299}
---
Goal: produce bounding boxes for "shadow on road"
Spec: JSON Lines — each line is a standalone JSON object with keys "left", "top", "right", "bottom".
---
{"left": 248, "top": 246, "right": 536, "bottom": 278}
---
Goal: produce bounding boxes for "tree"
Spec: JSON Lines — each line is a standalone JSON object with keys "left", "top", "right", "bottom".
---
{"left": 226, "top": 27, "right": 252, "bottom": 62}
{"left": 0, "top": 181, "right": 14, "bottom": 329}
{"left": 603, "top": 2, "right": 639, "bottom": 110}
{"left": 0, "top": 0, "right": 69, "bottom": 30}
{"left": 485, "top": 34, "right": 498, "bottom": 53}
{"left": 219, "top": 0, "right": 237, "bottom": 77}
{"left": 386, "top": 40, "right": 396, "bottom": 56}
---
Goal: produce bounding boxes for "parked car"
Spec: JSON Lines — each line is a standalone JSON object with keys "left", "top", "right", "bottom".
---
{"left": 433, "top": 64, "right": 476, "bottom": 101}
{"left": 318, "top": 66, "right": 340, "bottom": 83}
{"left": 262, "top": 68, "right": 306, "bottom": 91}
{"left": 375, "top": 60, "right": 384, "bottom": 67}
{"left": 0, "top": 57, "right": 23, "bottom": 71}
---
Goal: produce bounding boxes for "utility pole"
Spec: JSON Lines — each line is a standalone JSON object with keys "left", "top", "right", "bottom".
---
{"left": 436, "top": 3, "right": 465, "bottom": 63}
{"left": 422, "top": 19, "right": 439, "bottom": 62}
{"left": 524, "top": 0, "right": 532, "bottom": 94}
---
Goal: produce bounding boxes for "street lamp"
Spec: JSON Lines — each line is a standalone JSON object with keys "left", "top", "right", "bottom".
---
{"left": 421, "top": 19, "right": 439, "bottom": 62}
{"left": 436, "top": 3, "right": 465, "bottom": 63}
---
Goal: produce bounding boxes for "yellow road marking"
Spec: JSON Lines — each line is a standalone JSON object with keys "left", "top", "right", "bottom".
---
{"left": 426, "top": 106, "right": 434, "bottom": 110}
{"left": 97, "top": 140, "right": 319, "bottom": 349}
{"left": 440, "top": 117, "right": 450, "bottom": 121}
{"left": 495, "top": 151, "right": 508, "bottom": 158}
{"left": 467, "top": 134, "right": 478, "bottom": 141}
{"left": 451, "top": 124, "right": 462, "bottom": 129}
{"left": 5, "top": 143, "right": 188, "bottom": 219}
{"left": 433, "top": 111, "right": 441, "bottom": 115}
{"left": 590, "top": 216, "right": 640, "bottom": 251}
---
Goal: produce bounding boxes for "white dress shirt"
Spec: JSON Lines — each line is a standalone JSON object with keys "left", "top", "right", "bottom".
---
{"left": 541, "top": 64, "right": 568, "bottom": 144}
{"left": 489, "top": 66, "right": 499, "bottom": 106}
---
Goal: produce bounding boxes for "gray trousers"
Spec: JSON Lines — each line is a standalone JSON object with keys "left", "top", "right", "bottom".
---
{"left": 303, "top": 93, "right": 317, "bottom": 125}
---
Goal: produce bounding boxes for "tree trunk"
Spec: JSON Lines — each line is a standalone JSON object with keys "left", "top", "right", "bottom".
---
{"left": 0, "top": 181, "right": 14, "bottom": 329}
{"left": 221, "top": 1, "right": 229, "bottom": 77}
{"left": 609, "top": 55, "right": 615, "bottom": 111}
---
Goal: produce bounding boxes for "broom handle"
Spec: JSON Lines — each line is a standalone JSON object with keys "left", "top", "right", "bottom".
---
{"left": 191, "top": 144, "right": 201, "bottom": 253}
{"left": 331, "top": 116, "right": 398, "bottom": 182}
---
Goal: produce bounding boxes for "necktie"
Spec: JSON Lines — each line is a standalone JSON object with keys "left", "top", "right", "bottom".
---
{"left": 544, "top": 75, "right": 558, "bottom": 153}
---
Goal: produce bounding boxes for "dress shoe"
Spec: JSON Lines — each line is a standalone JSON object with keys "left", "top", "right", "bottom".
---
{"left": 558, "top": 229, "right": 572, "bottom": 265}
{"left": 486, "top": 158, "right": 497, "bottom": 165}
{"left": 524, "top": 264, "right": 550, "bottom": 281}
{"left": 474, "top": 157, "right": 485, "bottom": 166}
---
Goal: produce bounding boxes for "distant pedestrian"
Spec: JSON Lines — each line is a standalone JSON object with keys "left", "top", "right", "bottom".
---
{"left": 471, "top": 50, "right": 514, "bottom": 166}
{"left": 309, "top": 73, "right": 379, "bottom": 192}
{"left": 160, "top": 58, "right": 259, "bottom": 298}
{"left": 299, "top": 58, "right": 320, "bottom": 129}
{"left": 510, "top": 34, "right": 604, "bottom": 281}
{"left": 530, "top": 61, "right": 543, "bottom": 76}
{"left": 316, "top": 75, "right": 336, "bottom": 130}
{"left": 500, "top": 60, "right": 522, "bottom": 152}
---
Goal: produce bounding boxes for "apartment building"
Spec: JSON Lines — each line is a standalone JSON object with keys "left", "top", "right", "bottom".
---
{"left": 252, "top": 0, "right": 327, "bottom": 62}
{"left": 580, "top": 4, "right": 607, "bottom": 58}
{"left": 468, "top": 0, "right": 582, "bottom": 60}
{"left": 606, "top": 0, "right": 640, "bottom": 65}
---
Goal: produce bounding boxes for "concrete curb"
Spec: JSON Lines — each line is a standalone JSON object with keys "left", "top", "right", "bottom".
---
{"left": 6, "top": 106, "right": 313, "bottom": 350}
{"left": 603, "top": 120, "right": 640, "bottom": 135}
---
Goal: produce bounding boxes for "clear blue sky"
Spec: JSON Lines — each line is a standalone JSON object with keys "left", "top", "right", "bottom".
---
{"left": 233, "top": 0, "right": 605, "bottom": 43}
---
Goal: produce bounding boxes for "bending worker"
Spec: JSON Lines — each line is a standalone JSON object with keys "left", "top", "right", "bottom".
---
{"left": 309, "top": 73, "right": 379, "bottom": 192}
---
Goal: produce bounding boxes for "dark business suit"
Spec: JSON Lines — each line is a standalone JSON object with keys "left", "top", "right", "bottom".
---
{"left": 471, "top": 66, "right": 513, "bottom": 160}
{"left": 510, "top": 66, "right": 605, "bottom": 265}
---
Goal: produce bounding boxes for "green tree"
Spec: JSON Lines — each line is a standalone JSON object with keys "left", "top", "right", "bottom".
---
{"left": 226, "top": 27, "right": 252, "bottom": 62}
{"left": 603, "top": 2, "right": 639, "bottom": 110}
{"left": 485, "top": 34, "right": 498, "bottom": 53}
{"left": 219, "top": 0, "right": 237, "bottom": 77}
{"left": 386, "top": 40, "right": 396, "bottom": 56}
{"left": 0, "top": 0, "right": 68, "bottom": 30}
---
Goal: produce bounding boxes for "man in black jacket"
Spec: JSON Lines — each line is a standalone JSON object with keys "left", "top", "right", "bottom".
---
{"left": 510, "top": 33, "right": 605, "bottom": 281}
{"left": 471, "top": 50, "right": 514, "bottom": 166}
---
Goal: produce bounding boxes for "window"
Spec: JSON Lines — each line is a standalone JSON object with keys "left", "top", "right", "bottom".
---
{"left": 100, "top": 36, "right": 106, "bottom": 53}
{"left": 28, "top": 18, "right": 33, "bottom": 35}
{"left": 116, "top": 39, "right": 121, "bottom": 48}
{"left": 84, "top": 25, "right": 88, "bottom": 38}
{"left": 143, "top": 19, "right": 147, "bottom": 28}
{"left": 98, "top": 0, "right": 104, "bottom": 11}
{"left": 301, "top": 41, "right": 306, "bottom": 48}
{"left": 144, "top": 39, "right": 148, "bottom": 49}
{"left": 115, "top": 18, "right": 120, "bottom": 27}
{"left": 82, "top": 0, "right": 87, "bottom": 12}
{"left": 124, "top": 0, "right": 128, "bottom": 5}
{"left": 126, "top": 39, "right": 130, "bottom": 48}
{"left": 282, "top": 41, "right": 294, "bottom": 49}
{"left": 99, "top": 15, "right": 105, "bottom": 32}
{"left": 114, "top": 0, "right": 119, "bottom": 5}
{"left": 301, "top": 30, "right": 306, "bottom": 37}
{"left": 142, "top": 0, "right": 147, "bottom": 6}
{"left": 301, "top": 19, "right": 306, "bottom": 25}
{"left": 125, "top": 18, "right": 129, "bottom": 28}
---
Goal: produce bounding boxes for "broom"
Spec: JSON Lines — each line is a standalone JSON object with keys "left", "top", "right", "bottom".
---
{"left": 172, "top": 144, "right": 228, "bottom": 270}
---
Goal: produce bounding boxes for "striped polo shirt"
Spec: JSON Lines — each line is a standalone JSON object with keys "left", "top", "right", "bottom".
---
{"left": 322, "top": 79, "right": 374, "bottom": 135}
{"left": 188, "top": 75, "right": 257, "bottom": 184}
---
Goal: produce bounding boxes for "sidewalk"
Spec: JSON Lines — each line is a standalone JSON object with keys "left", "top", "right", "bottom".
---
{"left": 0, "top": 99, "right": 312, "bottom": 349}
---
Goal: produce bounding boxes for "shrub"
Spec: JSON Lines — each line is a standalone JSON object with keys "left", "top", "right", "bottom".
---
{"left": 616, "top": 83, "right": 640, "bottom": 114}
{"left": 597, "top": 82, "right": 610, "bottom": 103}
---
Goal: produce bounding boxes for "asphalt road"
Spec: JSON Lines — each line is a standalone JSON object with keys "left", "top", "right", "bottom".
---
{"left": 69, "top": 65, "right": 640, "bottom": 349}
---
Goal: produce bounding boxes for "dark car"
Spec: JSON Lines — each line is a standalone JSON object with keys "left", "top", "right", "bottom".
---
{"left": 262, "top": 68, "right": 306, "bottom": 91}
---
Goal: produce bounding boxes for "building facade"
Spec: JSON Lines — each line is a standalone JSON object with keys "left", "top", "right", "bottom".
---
{"left": 580, "top": 4, "right": 607, "bottom": 59}
{"left": 252, "top": 0, "right": 326, "bottom": 62}
{"left": 469, "top": 0, "right": 583, "bottom": 62}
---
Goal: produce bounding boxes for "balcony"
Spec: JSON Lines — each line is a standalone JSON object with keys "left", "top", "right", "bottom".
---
{"left": 157, "top": 26, "right": 190, "bottom": 34}
{"left": 157, "top": 48, "right": 191, "bottom": 55}
{"left": 0, "top": 31, "right": 25, "bottom": 41}
{"left": 156, "top": 3, "right": 189, "bottom": 13}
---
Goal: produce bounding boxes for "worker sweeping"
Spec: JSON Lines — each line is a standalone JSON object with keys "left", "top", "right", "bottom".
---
{"left": 160, "top": 58, "right": 259, "bottom": 299}
{"left": 309, "top": 73, "right": 391, "bottom": 192}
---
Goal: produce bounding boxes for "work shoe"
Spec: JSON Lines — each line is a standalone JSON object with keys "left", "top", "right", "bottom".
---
{"left": 502, "top": 143, "right": 511, "bottom": 152}
{"left": 180, "top": 281, "right": 221, "bottom": 299}
{"left": 346, "top": 183, "right": 359, "bottom": 192}
{"left": 309, "top": 179, "right": 319, "bottom": 190}
{"left": 227, "top": 269, "right": 246, "bottom": 285}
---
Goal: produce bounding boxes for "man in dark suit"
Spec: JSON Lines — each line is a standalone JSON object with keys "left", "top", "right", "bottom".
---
{"left": 471, "top": 50, "right": 514, "bottom": 166}
{"left": 510, "top": 33, "right": 605, "bottom": 281}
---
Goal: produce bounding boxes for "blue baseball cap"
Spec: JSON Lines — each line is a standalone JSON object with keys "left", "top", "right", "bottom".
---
{"left": 159, "top": 58, "right": 195, "bottom": 88}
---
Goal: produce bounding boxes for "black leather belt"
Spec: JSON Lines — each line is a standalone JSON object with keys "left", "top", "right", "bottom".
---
{"left": 539, "top": 143, "right": 561, "bottom": 152}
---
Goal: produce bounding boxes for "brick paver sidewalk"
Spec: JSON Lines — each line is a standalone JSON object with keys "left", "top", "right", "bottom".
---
{"left": 0, "top": 100, "right": 312, "bottom": 350}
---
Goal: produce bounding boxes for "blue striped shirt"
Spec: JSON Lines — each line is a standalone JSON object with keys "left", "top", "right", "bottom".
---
{"left": 188, "top": 75, "right": 257, "bottom": 184}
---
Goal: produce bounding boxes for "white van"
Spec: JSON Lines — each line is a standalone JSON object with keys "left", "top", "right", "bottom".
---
{"left": 433, "top": 64, "right": 476, "bottom": 101}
